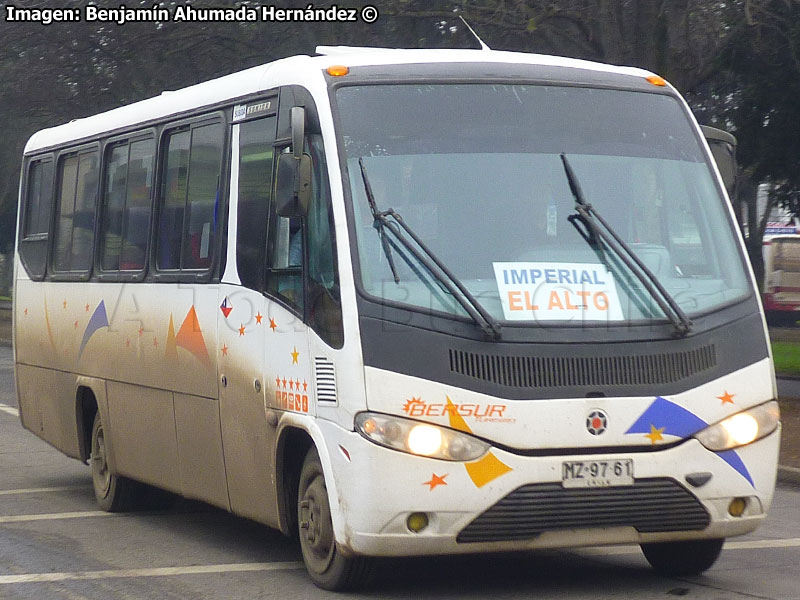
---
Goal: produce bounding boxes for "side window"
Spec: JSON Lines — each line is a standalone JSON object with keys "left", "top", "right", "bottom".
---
{"left": 100, "top": 138, "right": 155, "bottom": 273}
{"left": 265, "top": 147, "right": 304, "bottom": 312}
{"left": 157, "top": 121, "right": 223, "bottom": 271}
{"left": 19, "top": 158, "right": 54, "bottom": 278}
{"left": 265, "top": 133, "right": 343, "bottom": 346}
{"left": 306, "top": 135, "right": 343, "bottom": 348}
{"left": 24, "top": 160, "right": 54, "bottom": 237}
{"left": 237, "top": 117, "right": 276, "bottom": 290}
{"left": 53, "top": 150, "right": 99, "bottom": 273}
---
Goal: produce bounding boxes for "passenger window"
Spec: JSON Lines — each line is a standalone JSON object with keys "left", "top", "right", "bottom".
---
{"left": 237, "top": 116, "right": 276, "bottom": 290}
{"left": 19, "top": 158, "right": 54, "bottom": 279}
{"left": 24, "top": 160, "right": 54, "bottom": 238}
{"left": 53, "top": 150, "right": 99, "bottom": 273}
{"left": 100, "top": 139, "right": 154, "bottom": 272}
{"left": 157, "top": 121, "right": 223, "bottom": 271}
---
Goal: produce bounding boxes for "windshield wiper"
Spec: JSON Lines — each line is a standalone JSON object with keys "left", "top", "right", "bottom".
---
{"left": 358, "top": 158, "right": 502, "bottom": 340}
{"left": 560, "top": 153, "right": 693, "bottom": 337}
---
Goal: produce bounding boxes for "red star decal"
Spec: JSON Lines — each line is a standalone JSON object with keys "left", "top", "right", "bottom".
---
{"left": 423, "top": 473, "right": 448, "bottom": 491}
{"left": 269, "top": 318, "right": 277, "bottom": 331}
{"left": 302, "top": 380, "right": 308, "bottom": 392}
{"left": 255, "top": 312, "right": 263, "bottom": 324}
{"left": 717, "top": 390, "right": 735, "bottom": 405}
{"left": 289, "top": 379, "right": 295, "bottom": 390}
{"left": 282, "top": 378, "right": 287, "bottom": 389}
{"left": 295, "top": 379, "right": 301, "bottom": 390}
{"left": 221, "top": 344, "right": 228, "bottom": 356}
{"left": 85, "top": 303, "right": 90, "bottom": 312}
{"left": 276, "top": 376, "right": 281, "bottom": 388}
{"left": 238, "top": 324, "right": 246, "bottom": 336}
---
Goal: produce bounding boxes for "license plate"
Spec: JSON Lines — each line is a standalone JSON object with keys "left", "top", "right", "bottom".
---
{"left": 562, "top": 459, "right": 634, "bottom": 488}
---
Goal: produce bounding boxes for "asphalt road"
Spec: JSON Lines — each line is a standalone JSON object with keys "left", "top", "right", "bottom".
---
{"left": 1, "top": 346, "right": 800, "bottom": 599}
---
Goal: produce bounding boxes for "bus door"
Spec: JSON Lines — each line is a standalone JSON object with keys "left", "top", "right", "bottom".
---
{"left": 218, "top": 112, "right": 276, "bottom": 524}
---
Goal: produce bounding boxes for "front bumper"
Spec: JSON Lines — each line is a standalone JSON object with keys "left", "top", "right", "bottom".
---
{"left": 319, "top": 420, "right": 780, "bottom": 557}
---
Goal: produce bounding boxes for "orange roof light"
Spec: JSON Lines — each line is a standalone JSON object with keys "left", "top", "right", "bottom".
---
{"left": 327, "top": 65, "right": 350, "bottom": 77}
{"left": 646, "top": 75, "right": 667, "bottom": 87}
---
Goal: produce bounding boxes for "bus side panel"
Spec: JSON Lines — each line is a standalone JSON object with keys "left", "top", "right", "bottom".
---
{"left": 15, "top": 363, "right": 81, "bottom": 459}
{"left": 174, "top": 392, "right": 230, "bottom": 510}
{"left": 106, "top": 381, "right": 180, "bottom": 493}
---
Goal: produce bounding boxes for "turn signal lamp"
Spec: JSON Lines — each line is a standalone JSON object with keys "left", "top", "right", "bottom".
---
{"left": 646, "top": 75, "right": 667, "bottom": 87}
{"left": 327, "top": 65, "right": 350, "bottom": 77}
{"left": 728, "top": 497, "right": 747, "bottom": 517}
{"left": 407, "top": 512, "right": 429, "bottom": 533}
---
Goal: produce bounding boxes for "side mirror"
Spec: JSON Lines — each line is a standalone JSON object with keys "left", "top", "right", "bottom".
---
{"left": 291, "top": 107, "right": 305, "bottom": 159}
{"left": 701, "top": 125, "right": 737, "bottom": 197}
{"left": 276, "top": 152, "right": 312, "bottom": 217}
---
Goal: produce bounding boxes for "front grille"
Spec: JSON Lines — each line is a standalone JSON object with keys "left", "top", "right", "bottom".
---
{"left": 449, "top": 345, "right": 716, "bottom": 388}
{"left": 457, "top": 478, "right": 709, "bottom": 543}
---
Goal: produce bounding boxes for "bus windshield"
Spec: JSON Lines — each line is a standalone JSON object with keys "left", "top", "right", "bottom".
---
{"left": 337, "top": 83, "right": 751, "bottom": 327}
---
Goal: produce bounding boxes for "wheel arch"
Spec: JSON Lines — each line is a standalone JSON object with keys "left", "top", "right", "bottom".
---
{"left": 74, "top": 377, "right": 111, "bottom": 467}
{"left": 274, "top": 423, "right": 315, "bottom": 536}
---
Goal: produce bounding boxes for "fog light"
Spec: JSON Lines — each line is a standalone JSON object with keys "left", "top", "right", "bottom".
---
{"left": 406, "top": 512, "right": 429, "bottom": 533}
{"left": 729, "top": 497, "right": 747, "bottom": 517}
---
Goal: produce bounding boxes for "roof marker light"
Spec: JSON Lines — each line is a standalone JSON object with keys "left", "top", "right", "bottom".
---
{"left": 646, "top": 75, "right": 667, "bottom": 87}
{"left": 327, "top": 65, "right": 350, "bottom": 77}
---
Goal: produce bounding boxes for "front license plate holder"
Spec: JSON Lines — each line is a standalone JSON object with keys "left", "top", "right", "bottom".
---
{"left": 562, "top": 459, "right": 634, "bottom": 488}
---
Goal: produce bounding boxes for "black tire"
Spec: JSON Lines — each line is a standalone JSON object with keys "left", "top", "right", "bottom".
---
{"left": 641, "top": 538, "right": 724, "bottom": 576}
{"left": 767, "top": 311, "right": 798, "bottom": 327}
{"left": 297, "top": 448, "right": 374, "bottom": 591}
{"left": 90, "top": 413, "right": 141, "bottom": 512}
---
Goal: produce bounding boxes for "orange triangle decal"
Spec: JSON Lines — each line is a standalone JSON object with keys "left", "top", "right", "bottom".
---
{"left": 175, "top": 306, "right": 210, "bottom": 366}
{"left": 165, "top": 314, "right": 177, "bottom": 359}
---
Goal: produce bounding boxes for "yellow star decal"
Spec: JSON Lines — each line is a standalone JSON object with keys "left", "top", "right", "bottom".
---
{"left": 645, "top": 424, "right": 665, "bottom": 445}
{"left": 291, "top": 347, "right": 299, "bottom": 364}
{"left": 717, "top": 390, "right": 735, "bottom": 405}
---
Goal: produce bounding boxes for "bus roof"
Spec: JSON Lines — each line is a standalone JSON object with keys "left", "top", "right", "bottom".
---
{"left": 24, "top": 48, "right": 657, "bottom": 154}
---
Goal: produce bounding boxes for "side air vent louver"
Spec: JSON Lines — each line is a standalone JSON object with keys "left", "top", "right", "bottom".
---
{"left": 449, "top": 344, "right": 716, "bottom": 388}
{"left": 314, "top": 357, "right": 337, "bottom": 404}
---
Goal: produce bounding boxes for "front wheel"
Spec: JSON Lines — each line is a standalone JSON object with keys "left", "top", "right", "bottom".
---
{"left": 641, "top": 538, "right": 724, "bottom": 576}
{"left": 90, "top": 413, "right": 141, "bottom": 512}
{"left": 297, "top": 448, "right": 374, "bottom": 591}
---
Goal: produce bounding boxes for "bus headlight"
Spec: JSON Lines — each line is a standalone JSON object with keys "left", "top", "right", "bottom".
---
{"left": 694, "top": 401, "right": 780, "bottom": 451}
{"left": 355, "top": 412, "right": 490, "bottom": 461}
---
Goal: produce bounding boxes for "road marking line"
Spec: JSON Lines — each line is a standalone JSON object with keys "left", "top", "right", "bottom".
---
{"left": 0, "top": 403, "right": 19, "bottom": 417}
{"left": 0, "top": 562, "right": 304, "bottom": 584}
{"left": 0, "top": 486, "right": 90, "bottom": 496}
{"left": 0, "top": 511, "right": 113, "bottom": 524}
{"left": 577, "top": 537, "right": 800, "bottom": 556}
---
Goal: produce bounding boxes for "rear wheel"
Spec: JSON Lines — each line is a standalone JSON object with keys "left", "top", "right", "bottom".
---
{"left": 641, "top": 538, "right": 724, "bottom": 576}
{"left": 297, "top": 448, "right": 373, "bottom": 591}
{"left": 90, "top": 413, "right": 141, "bottom": 512}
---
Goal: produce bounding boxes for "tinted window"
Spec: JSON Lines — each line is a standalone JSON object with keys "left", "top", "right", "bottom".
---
{"left": 237, "top": 117, "right": 275, "bottom": 290}
{"left": 157, "top": 122, "right": 223, "bottom": 271}
{"left": 53, "top": 150, "right": 98, "bottom": 273}
{"left": 24, "top": 160, "right": 53, "bottom": 237}
{"left": 100, "top": 138, "right": 154, "bottom": 272}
